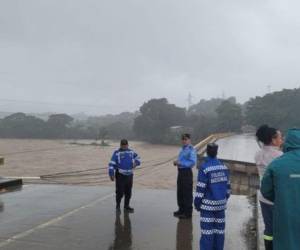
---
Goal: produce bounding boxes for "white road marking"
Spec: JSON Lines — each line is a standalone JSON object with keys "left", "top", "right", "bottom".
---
{"left": 0, "top": 193, "right": 113, "bottom": 248}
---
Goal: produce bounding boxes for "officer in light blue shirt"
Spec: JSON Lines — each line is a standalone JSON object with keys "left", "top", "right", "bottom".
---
{"left": 173, "top": 133, "right": 197, "bottom": 219}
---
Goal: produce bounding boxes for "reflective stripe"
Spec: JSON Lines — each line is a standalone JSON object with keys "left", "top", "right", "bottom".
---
{"left": 203, "top": 165, "right": 227, "bottom": 174}
{"left": 201, "top": 229, "right": 225, "bottom": 235}
{"left": 134, "top": 156, "right": 141, "bottom": 164}
{"left": 215, "top": 218, "right": 225, "bottom": 223}
{"left": 117, "top": 153, "right": 121, "bottom": 163}
{"left": 263, "top": 235, "right": 273, "bottom": 241}
{"left": 290, "top": 174, "right": 300, "bottom": 178}
{"left": 200, "top": 204, "right": 226, "bottom": 211}
{"left": 109, "top": 166, "right": 114, "bottom": 170}
{"left": 200, "top": 217, "right": 215, "bottom": 223}
{"left": 194, "top": 192, "right": 204, "bottom": 198}
{"left": 200, "top": 217, "right": 225, "bottom": 223}
{"left": 201, "top": 229, "right": 214, "bottom": 235}
{"left": 214, "top": 229, "right": 225, "bottom": 234}
{"left": 118, "top": 169, "right": 133, "bottom": 174}
{"left": 202, "top": 199, "right": 227, "bottom": 206}
{"left": 211, "top": 176, "right": 227, "bottom": 183}
{"left": 110, "top": 161, "right": 116, "bottom": 165}
{"left": 197, "top": 182, "right": 206, "bottom": 188}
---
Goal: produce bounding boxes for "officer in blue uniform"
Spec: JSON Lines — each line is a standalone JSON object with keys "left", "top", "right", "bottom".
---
{"left": 194, "top": 143, "right": 231, "bottom": 250}
{"left": 108, "top": 139, "right": 141, "bottom": 213}
{"left": 173, "top": 133, "right": 197, "bottom": 219}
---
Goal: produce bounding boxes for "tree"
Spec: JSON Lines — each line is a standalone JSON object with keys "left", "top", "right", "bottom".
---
{"left": 245, "top": 88, "right": 300, "bottom": 131}
{"left": 106, "top": 121, "right": 134, "bottom": 140}
{"left": 133, "top": 98, "right": 186, "bottom": 143}
{"left": 0, "top": 113, "right": 46, "bottom": 138}
{"left": 187, "top": 114, "right": 218, "bottom": 142}
{"left": 97, "top": 126, "right": 108, "bottom": 145}
{"left": 188, "top": 97, "right": 236, "bottom": 117}
{"left": 216, "top": 100, "right": 243, "bottom": 132}
{"left": 46, "top": 114, "right": 74, "bottom": 138}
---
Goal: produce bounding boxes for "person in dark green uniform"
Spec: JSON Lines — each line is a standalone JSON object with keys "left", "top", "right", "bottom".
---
{"left": 261, "top": 128, "right": 300, "bottom": 250}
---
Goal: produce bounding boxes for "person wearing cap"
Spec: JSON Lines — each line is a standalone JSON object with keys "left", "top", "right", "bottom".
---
{"left": 108, "top": 139, "right": 141, "bottom": 213}
{"left": 173, "top": 133, "right": 197, "bottom": 219}
{"left": 261, "top": 128, "right": 300, "bottom": 250}
{"left": 194, "top": 143, "right": 231, "bottom": 250}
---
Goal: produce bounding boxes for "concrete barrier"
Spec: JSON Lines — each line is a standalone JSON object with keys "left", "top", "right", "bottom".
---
{"left": 0, "top": 156, "right": 23, "bottom": 190}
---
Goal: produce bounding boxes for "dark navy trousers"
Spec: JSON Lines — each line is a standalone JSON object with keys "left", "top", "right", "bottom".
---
{"left": 177, "top": 168, "right": 193, "bottom": 216}
{"left": 260, "top": 201, "right": 273, "bottom": 242}
{"left": 200, "top": 210, "right": 225, "bottom": 250}
{"left": 115, "top": 171, "right": 133, "bottom": 207}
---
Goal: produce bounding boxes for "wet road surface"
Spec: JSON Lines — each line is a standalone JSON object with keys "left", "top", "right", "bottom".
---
{"left": 0, "top": 185, "right": 253, "bottom": 250}
{"left": 217, "top": 134, "right": 259, "bottom": 163}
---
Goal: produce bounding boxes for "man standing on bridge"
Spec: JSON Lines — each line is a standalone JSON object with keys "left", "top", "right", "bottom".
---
{"left": 173, "top": 133, "right": 197, "bottom": 219}
{"left": 108, "top": 139, "right": 141, "bottom": 213}
{"left": 194, "top": 143, "right": 231, "bottom": 250}
{"left": 261, "top": 128, "right": 300, "bottom": 250}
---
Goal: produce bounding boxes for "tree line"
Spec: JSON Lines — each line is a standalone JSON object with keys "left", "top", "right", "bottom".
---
{"left": 0, "top": 88, "right": 299, "bottom": 143}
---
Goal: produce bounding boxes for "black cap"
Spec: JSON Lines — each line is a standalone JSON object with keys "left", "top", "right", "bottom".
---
{"left": 207, "top": 143, "right": 218, "bottom": 158}
{"left": 181, "top": 133, "right": 191, "bottom": 140}
{"left": 120, "top": 139, "right": 128, "bottom": 146}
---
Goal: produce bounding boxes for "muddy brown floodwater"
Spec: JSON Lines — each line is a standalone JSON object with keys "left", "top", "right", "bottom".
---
{"left": 0, "top": 139, "right": 182, "bottom": 189}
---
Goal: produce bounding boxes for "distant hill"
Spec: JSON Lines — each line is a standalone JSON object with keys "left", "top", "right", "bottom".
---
{"left": 71, "top": 112, "right": 90, "bottom": 121}
{"left": 87, "top": 111, "right": 139, "bottom": 127}
{"left": 0, "top": 111, "right": 55, "bottom": 120}
{"left": 0, "top": 112, "right": 13, "bottom": 119}
{"left": 188, "top": 97, "right": 236, "bottom": 117}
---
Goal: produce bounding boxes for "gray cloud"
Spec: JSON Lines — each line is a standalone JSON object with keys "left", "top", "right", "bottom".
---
{"left": 1, "top": 0, "right": 300, "bottom": 114}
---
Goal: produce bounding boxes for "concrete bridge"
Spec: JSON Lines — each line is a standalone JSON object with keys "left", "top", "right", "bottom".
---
{"left": 0, "top": 134, "right": 261, "bottom": 250}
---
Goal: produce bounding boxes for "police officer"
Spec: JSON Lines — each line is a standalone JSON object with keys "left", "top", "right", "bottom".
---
{"left": 108, "top": 139, "right": 141, "bottom": 213}
{"left": 194, "top": 143, "right": 231, "bottom": 250}
{"left": 173, "top": 133, "right": 197, "bottom": 219}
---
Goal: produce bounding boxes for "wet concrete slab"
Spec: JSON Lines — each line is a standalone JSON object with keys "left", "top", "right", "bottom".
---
{"left": 0, "top": 185, "right": 253, "bottom": 250}
{"left": 217, "top": 134, "right": 259, "bottom": 164}
{"left": 0, "top": 178, "right": 23, "bottom": 190}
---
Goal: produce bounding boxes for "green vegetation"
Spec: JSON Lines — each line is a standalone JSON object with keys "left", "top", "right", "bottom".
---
{"left": 1, "top": 88, "right": 299, "bottom": 143}
{"left": 133, "top": 98, "right": 186, "bottom": 143}
{"left": 245, "top": 88, "right": 300, "bottom": 131}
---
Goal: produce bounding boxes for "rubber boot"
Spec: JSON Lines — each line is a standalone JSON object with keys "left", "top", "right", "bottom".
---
{"left": 264, "top": 240, "right": 273, "bottom": 250}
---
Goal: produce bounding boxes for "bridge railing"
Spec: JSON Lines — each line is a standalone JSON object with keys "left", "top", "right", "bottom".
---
{"left": 194, "top": 133, "right": 233, "bottom": 152}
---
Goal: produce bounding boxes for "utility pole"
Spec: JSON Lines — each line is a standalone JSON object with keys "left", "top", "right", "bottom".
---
{"left": 187, "top": 92, "right": 193, "bottom": 110}
{"left": 222, "top": 91, "right": 226, "bottom": 99}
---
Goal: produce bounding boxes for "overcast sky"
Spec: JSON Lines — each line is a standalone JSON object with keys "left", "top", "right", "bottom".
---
{"left": 1, "top": 0, "right": 300, "bottom": 115}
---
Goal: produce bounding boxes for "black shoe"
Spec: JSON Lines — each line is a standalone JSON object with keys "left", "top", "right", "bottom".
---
{"left": 116, "top": 205, "right": 121, "bottom": 214}
{"left": 264, "top": 240, "right": 273, "bottom": 250}
{"left": 178, "top": 214, "right": 192, "bottom": 219}
{"left": 124, "top": 206, "right": 134, "bottom": 213}
{"left": 173, "top": 210, "right": 184, "bottom": 217}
